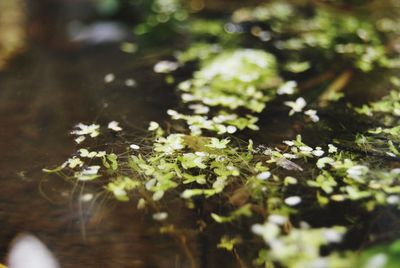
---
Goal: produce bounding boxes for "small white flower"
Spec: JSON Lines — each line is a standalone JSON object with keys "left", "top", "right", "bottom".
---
{"left": 387, "top": 195, "right": 400, "bottom": 205}
{"left": 316, "top": 157, "right": 335, "bottom": 169}
{"left": 96, "top": 151, "right": 106, "bottom": 157}
{"left": 145, "top": 178, "right": 156, "bottom": 190}
{"left": 108, "top": 121, "right": 122, "bottom": 131}
{"left": 387, "top": 152, "right": 397, "bottom": 157}
{"left": 268, "top": 214, "right": 287, "bottom": 225}
{"left": 328, "top": 144, "right": 338, "bottom": 153}
{"left": 323, "top": 229, "right": 343, "bottom": 243}
{"left": 365, "top": 253, "right": 388, "bottom": 268}
{"left": 284, "top": 97, "right": 307, "bottom": 115}
{"left": 167, "top": 109, "right": 179, "bottom": 117}
{"left": 152, "top": 212, "right": 168, "bottom": 221}
{"left": 284, "top": 196, "right": 302, "bottom": 206}
{"left": 65, "top": 157, "right": 83, "bottom": 169}
{"left": 257, "top": 171, "right": 271, "bottom": 180}
{"left": 148, "top": 121, "right": 159, "bottom": 131}
{"left": 71, "top": 123, "right": 100, "bottom": 137}
{"left": 74, "top": 136, "right": 86, "bottom": 144}
{"left": 153, "top": 61, "right": 179, "bottom": 73}
{"left": 283, "top": 153, "right": 297, "bottom": 159}
{"left": 178, "top": 80, "right": 191, "bottom": 91}
{"left": 104, "top": 73, "right": 115, "bottom": 83}
{"left": 195, "top": 151, "right": 207, "bottom": 157}
{"left": 152, "top": 190, "right": 164, "bottom": 201}
{"left": 137, "top": 198, "right": 146, "bottom": 210}
{"left": 181, "top": 93, "right": 196, "bottom": 102}
{"left": 81, "top": 165, "right": 101, "bottom": 176}
{"left": 304, "top": 109, "right": 319, "bottom": 122}
{"left": 312, "top": 147, "right": 325, "bottom": 157}
{"left": 299, "top": 146, "right": 313, "bottom": 152}
{"left": 347, "top": 165, "right": 369, "bottom": 180}
{"left": 79, "top": 149, "right": 97, "bottom": 158}
{"left": 80, "top": 193, "right": 94, "bottom": 202}
{"left": 277, "top": 81, "right": 297, "bottom": 95}
{"left": 283, "top": 140, "right": 295, "bottom": 146}
{"left": 188, "top": 104, "right": 209, "bottom": 114}
{"left": 124, "top": 78, "right": 137, "bottom": 87}
{"left": 130, "top": 144, "right": 140, "bottom": 150}
{"left": 226, "top": 125, "right": 237, "bottom": 134}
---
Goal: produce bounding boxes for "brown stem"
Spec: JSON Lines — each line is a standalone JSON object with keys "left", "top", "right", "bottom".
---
{"left": 318, "top": 69, "right": 353, "bottom": 107}
{"left": 299, "top": 71, "right": 335, "bottom": 91}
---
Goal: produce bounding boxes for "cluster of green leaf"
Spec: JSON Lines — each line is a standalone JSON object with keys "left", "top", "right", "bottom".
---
{"left": 161, "top": 48, "right": 285, "bottom": 134}
{"left": 233, "top": 2, "right": 392, "bottom": 72}
{"left": 42, "top": 1, "right": 400, "bottom": 267}
{"left": 134, "top": 0, "right": 188, "bottom": 36}
{"left": 177, "top": 49, "right": 280, "bottom": 112}
{"left": 45, "top": 117, "right": 400, "bottom": 267}
{"left": 355, "top": 78, "right": 400, "bottom": 157}
{"left": 252, "top": 218, "right": 349, "bottom": 268}
{"left": 167, "top": 109, "right": 259, "bottom": 135}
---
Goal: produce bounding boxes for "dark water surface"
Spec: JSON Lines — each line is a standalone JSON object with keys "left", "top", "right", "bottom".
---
{"left": 0, "top": 31, "right": 217, "bottom": 267}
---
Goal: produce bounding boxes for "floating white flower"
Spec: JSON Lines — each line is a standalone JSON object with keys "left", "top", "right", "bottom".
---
{"left": 124, "top": 78, "right": 136, "bottom": 87}
{"left": 80, "top": 193, "right": 94, "bottom": 202}
{"left": 152, "top": 212, "right": 168, "bottom": 221}
{"left": 182, "top": 93, "right": 196, "bottom": 102}
{"left": 152, "top": 190, "right": 164, "bottom": 201}
{"left": 323, "top": 229, "right": 344, "bottom": 243}
{"left": 104, "top": 73, "right": 115, "bottom": 83}
{"left": 283, "top": 140, "right": 295, "bottom": 146}
{"left": 130, "top": 144, "right": 140, "bottom": 150}
{"left": 277, "top": 81, "right": 297, "bottom": 95}
{"left": 268, "top": 214, "right": 287, "bottom": 225}
{"left": 63, "top": 157, "right": 83, "bottom": 169}
{"left": 153, "top": 61, "right": 179, "bottom": 73}
{"left": 79, "top": 149, "right": 105, "bottom": 158}
{"left": 386, "top": 195, "right": 400, "bottom": 205}
{"left": 167, "top": 109, "right": 179, "bottom": 118}
{"left": 81, "top": 165, "right": 101, "bottom": 176}
{"left": 284, "top": 196, "right": 302, "bottom": 206}
{"left": 299, "top": 146, "right": 313, "bottom": 152}
{"left": 137, "top": 198, "right": 146, "bottom": 210}
{"left": 328, "top": 144, "right": 338, "bottom": 153}
{"left": 284, "top": 97, "right": 307, "bottom": 115}
{"left": 312, "top": 147, "right": 324, "bottom": 157}
{"left": 257, "top": 171, "right": 271, "bottom": 180}
{"left": 74, "top": 136, "right": 85, "bottom": 144}
{"left": 304, "top": 109, "right": 319, "bottom": 122}
{"left": 108, "top": 121, "right": 122, "bottom": 131}
{"left": 188, "top": 104, "right": 210, "bottom": 114}
{"left": 364, "top": 253, "right": 388, "bottom": 268}
{"left": 148, "top": 121, "right": 159, "bottom": 131}
{"left": 226, "top": 125, "right": 237, "bottom": 134}
{"left": 71, "top": 123, "right": 100, "bottom": 138}
{"left": 347, "top": 165, "right": 369, "bottom": 180}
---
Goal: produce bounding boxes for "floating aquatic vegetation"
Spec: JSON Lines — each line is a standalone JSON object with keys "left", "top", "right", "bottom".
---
{"left": 252, "top": 219, "right": 347, "bottom": 268}
{"left": 234, "top": 1, "right": 394, "bottom": 72}
{"left": 177, "top": 49, "right": 280, "bottom": 112}
{"left": 134, "top": 0, "right": 188, "bottom": 37}
{"left": 41, "top": 1, "right": 400, "bottom": 267}
{"left": 354, "top": 79, "right": 400, "bottom": 158}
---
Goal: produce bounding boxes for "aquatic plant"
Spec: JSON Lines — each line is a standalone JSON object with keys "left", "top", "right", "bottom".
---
{"left": 41, "top": 1, "right": 400, "bottom": 267}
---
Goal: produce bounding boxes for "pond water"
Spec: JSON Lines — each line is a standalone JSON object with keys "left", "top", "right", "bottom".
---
{"left": 0, "top": 3, "right": 248, "bottom": 266}
{"left": 1, "top": 1, "right": 400, "bottom": 268}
